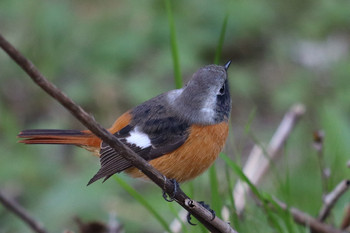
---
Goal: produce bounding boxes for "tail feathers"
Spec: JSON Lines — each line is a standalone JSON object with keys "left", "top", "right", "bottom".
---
{"left": 18, "top": 129, "right": 101, "bottom": 148}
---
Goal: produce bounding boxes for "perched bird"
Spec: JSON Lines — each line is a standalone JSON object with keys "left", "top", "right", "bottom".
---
{"left": 18, "top": 61, "right": 232, "bottom": 186}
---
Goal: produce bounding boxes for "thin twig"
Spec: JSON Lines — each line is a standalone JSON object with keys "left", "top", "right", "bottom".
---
{"left": 0, "top": 33, "right": 236, "bottom": 233}
{"left": 233, "top": 104, "right": 306, "bottom": 214}
{"left": 273, "top": 197, "right": 347, "bottom": 233}
{"left": 318, "top": 179, "right": 350, "bottom": 222}
{"left": 313, "top": 130, "right": 329, "bottom": 196}
{"left": 0, "top": 191, "right": 48, "bottom": 233}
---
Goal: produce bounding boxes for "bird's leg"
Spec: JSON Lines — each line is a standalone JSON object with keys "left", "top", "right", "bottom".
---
{"left": 187, "top": 201, "right": 216, "bottom": 225}
{"left": 162, "top": 178, "right": 179, "bottom": 202}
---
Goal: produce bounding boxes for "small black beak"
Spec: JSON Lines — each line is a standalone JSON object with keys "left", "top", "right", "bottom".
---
{"left": 224, "top": 60, "right": 232, "bottom": 71}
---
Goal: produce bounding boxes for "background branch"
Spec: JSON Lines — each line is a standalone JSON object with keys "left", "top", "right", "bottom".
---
{"left": 318, "top": 179, "right": 350, "bottom": 222}
{"left": 233, "top": 104, "right": 306, "bottom": 214}
{"left": 0, "top": 33, "right": 236, "bottom": 233}
{"left": 0, "top": 191, "right": 48, "bottom": 233}
{"left": 274, "top": 198, "right": 346, "bottom": 233}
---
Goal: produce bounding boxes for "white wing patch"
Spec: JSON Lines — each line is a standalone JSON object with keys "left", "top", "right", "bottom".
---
{"left": 125, "top": 126, "right": 151, "bottom": 149}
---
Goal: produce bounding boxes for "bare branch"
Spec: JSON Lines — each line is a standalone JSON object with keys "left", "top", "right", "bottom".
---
{"left": 318, "top": 180, "right": 350, "bottom": 222}
{"left": 274, "top": 198, "right": 346, "bottom": 233}
{"left": 233, "top": 104, "right": 306, "bottom": 214}
{"left": 0, "top": 191, "right": 48, "bottom": 233}
{"left": 0, "top": 33, "right": 236, "bottom": 233}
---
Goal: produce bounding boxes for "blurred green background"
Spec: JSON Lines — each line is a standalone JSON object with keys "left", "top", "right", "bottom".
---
{"left": 1, "top": 0, "right": 350, "bottom": 232}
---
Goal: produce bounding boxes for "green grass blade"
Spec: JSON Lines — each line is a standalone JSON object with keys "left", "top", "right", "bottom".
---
{"left": 224, "top": 161, "right": 241, "bottom": 231}
{"left": 164, "top": 0, "right": 182, "bottom": 88}
{"left": 208, "top": 164, "right": 222, "bottom": 219}
{"left": 113, "top": 176, "right": 171, "bottom": 232}
{"left": 220, "top": 153, "right": 263, "bottom": 201}
{"left": 214, "top": 12, "right": 229, "bottom": 65}
{"left": 244, "top": 107, "right": 257, "bottom": 134}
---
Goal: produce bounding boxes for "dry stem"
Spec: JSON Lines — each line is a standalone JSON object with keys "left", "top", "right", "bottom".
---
{"left": 318, "top": 179, "right": 350, "bottom": 222}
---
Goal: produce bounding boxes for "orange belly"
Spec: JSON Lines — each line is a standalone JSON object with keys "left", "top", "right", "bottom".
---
{"left": 125, "top": 121, "right": 229, "bottom": 183}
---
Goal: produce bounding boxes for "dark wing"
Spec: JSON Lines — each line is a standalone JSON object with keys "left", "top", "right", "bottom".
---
{"left": 87, "top": 106, "right": 190, "bottom": 185}
{"left": 87, "top": 125, "right": 149, "bottom": 185}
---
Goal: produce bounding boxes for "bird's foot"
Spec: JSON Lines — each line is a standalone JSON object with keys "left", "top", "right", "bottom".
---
{"left": 162, "top": 178, "right": 179, "bottom": 202}
{"left": 187, "top": 201, "right": 215, "bottom": 225}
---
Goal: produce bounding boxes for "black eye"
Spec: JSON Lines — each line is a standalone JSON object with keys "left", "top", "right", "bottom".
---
{"left": 218, "top": 84, "right": 225, "bottom": 95}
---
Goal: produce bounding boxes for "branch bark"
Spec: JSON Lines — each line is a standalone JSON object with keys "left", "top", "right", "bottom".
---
{"left": 318, "top": 179, "right": 350, "bottom": 222}
{"left": 0, "top": 191, "right": 48, "bottom": 233}
{"left": 0, "top": 33, "right": 236, "bottom": 233}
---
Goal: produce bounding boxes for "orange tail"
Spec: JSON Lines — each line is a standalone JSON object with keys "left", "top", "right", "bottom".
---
{"left": 18, "top": 129, "right": 101, "bottom": 150}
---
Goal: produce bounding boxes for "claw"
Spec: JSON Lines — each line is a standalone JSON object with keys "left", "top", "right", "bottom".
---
{"left": 187, "top": 212, "right": 196, "bottom": 225}
{"left": 186, "top": 201, "right": 216, "bottom": 225}
{"left": 162, "top": 179, "right": 179, "bottom": 202}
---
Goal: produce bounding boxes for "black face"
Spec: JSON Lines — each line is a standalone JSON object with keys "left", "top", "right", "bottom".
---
{"left": 215, "top": 79, "right": 231, "bottom": 122}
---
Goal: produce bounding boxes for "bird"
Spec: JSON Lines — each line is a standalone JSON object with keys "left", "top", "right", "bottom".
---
{"left": 18, "top": 61, "right": 232, "bottom": 186}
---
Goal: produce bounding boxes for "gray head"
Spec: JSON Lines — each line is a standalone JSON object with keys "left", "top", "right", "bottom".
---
{"left": 168, "top": 61, "right": 232, "bottom": 125}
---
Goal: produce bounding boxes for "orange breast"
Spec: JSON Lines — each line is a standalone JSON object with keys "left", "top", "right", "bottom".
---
{"left": 125, "top": 121, "right": 229, "bottom": 183}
